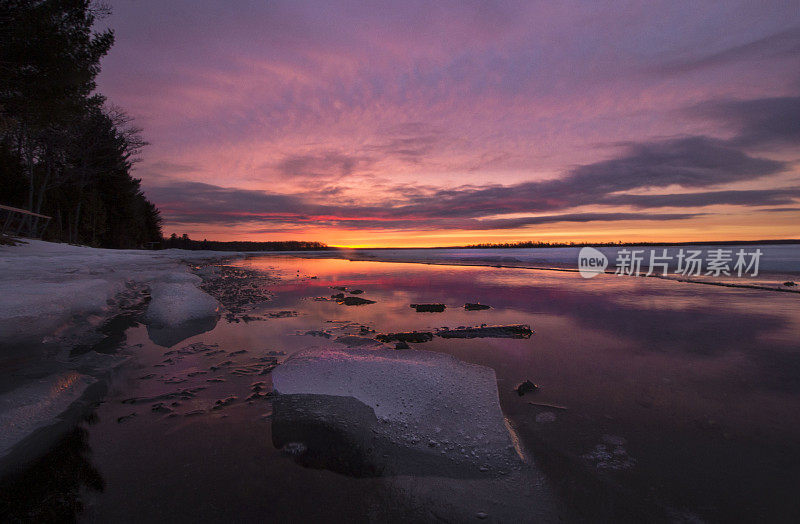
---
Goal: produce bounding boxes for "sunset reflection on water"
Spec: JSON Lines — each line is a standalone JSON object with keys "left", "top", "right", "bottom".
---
{"left": 232, "top": 255, "right": 800, "bottom": 521}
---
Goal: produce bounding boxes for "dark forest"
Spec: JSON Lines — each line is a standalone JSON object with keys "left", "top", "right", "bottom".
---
{"left": 1, "top": 0, "right": 161, "bottom": 248}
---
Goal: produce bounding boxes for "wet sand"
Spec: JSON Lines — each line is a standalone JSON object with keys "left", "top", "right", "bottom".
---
{"left": 2, "top": 255, "right": 800, "bottom": 522}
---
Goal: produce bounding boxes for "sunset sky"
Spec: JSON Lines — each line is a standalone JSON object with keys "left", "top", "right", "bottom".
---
{"left": 97, "top": 1, "right": 800, "bottom": 247}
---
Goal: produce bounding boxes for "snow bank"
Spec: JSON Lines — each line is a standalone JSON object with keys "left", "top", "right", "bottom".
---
{"left": 272, "top": 347, "right": 521, "bottom": 474}
{"left": 0, "top": 239, "right": 232, "bottom": 346}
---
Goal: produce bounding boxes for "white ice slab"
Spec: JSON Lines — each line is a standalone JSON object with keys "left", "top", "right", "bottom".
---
{"left": 144, "top": 280, "right": 219, "bottom": 328}
{"left": 273, "top": 347, "right": 519, "bottom": 468}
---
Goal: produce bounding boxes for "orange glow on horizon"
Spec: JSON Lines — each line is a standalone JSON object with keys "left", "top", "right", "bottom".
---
{"left": 167, "top": 209, "right": 800, "bottom": 248}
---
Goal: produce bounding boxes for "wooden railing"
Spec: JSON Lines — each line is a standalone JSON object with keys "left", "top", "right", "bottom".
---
{"left": 0, "top": 204, "right": 52, "bottom": 239}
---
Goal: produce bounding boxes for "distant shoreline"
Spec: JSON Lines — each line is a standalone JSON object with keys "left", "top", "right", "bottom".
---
{"left": 329, "top": 239, "right": 800, "bottom": 250}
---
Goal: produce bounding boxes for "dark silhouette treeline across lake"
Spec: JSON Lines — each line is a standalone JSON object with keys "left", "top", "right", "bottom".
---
{"left": 462, "top": 239, "right": 800, "bottom": 249}
{"left": 0, "top": 0, "right": 161, "bottom": 248}
{"left": 161, "top": 233, "right": 329, "bottom": 251}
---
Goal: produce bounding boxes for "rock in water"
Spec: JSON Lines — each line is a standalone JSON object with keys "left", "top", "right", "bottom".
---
{"left": 375, "top": 331, "right": 434, "bottom": 343}
{"left": 437, "top": 324, "right": 533, "bottom": 339}
{"left": 464, "top": 303, "right": 491, "bottom": 311}
{"left": 515, "top": 380, "right": 539, "bottom": 396}
{"left": 271, "top": 347, "right": 523, "bottom": 477}
{"left": 410, "top": 303, "right": 446, "bottom": 312}
{"left": 338, "top": 296, "right": 375, "bottom": 306}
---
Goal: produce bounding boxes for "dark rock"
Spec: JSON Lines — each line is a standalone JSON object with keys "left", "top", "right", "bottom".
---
{"left": 464, "top": 303, "right": 491, "bottom": 311}
{"left": 338, "top": 296, "right": 376, "bottom": 306}
{"left": 349, "top": 289, "right": 364, "bottom": 294}
{"left": 212, "top": 396, "right": 238, "bottom": 410}
{"left": 331, "top": 293, "right": 345, "bottom": 299}
{"left": 269, "top": 310, "right": 298, "bottom": 318}
{"left": 515, "top": 380, "right": 539, "bottom": 396}
{"left": 437, "top": 324, "right": 533, "bottom": 339}
{"left": 395, "top": 341, "right": 410, "bottom": 350}
{"left": 375, "top": 331, "right": 434, "bottom": 343}
{"left": 303, "top": 330, "right": 332, "bottom": 338}
{"left": 334, "top": 335, "right": 379, "bottom": 347}
{"left": 784, "top": 281, "right": 797, "bottom": 287}
{"left": 410, "top": 303, "right": 446, "bottom": 312}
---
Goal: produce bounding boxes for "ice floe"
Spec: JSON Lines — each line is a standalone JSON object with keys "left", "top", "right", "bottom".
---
{"left": 272, "top": 347, "right": 522, "bottom": 475}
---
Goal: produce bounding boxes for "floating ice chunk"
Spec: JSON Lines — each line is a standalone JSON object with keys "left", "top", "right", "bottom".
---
{"left": 144, "top": 281, "right": 220, "bottom": 347}
{"left": 144, "top": 281, "right": 219, "bottom": 328}
{"left": 272, "top": 347, "right": 521, "bottom": 474}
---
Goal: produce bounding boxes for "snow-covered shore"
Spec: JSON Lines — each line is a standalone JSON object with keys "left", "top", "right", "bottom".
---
{"left": 0, "top": 239, "right": 234, "bottom": 468}
{"left": 0, "top": 239, "right": 231, "bottom": 347}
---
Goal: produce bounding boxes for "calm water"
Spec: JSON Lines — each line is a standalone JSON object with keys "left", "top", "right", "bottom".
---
{"left": 8, "top": 255, "right": 799, "bottom": 522}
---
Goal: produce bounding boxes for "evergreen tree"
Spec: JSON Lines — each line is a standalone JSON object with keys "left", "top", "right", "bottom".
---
{"left": 0, "top": 0, "right": 162, "bottom": 246}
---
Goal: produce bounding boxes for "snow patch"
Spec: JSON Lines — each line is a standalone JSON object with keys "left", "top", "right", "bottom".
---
{"left": 0, "top": 239, "right": 234, "bottom": 345}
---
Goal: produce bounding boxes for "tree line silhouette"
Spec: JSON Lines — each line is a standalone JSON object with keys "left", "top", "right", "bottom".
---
{"left": 161, "top": 234, "right": 328, "bottom": 251}
{"left": 1, "top": 0, "right": 161, "bottom": 248}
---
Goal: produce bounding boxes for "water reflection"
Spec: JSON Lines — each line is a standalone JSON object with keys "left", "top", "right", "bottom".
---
{"left": 231, "top": 255, "right": 800, "bottom": 521}
{"left": 145, "top": 315, "right": 219, "bottom": 348}
{"left": 17, "top": 254, "right": 794, "bottom": 522}
{"left": 0, "top": 425, "right": 103, "bottom": 522}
